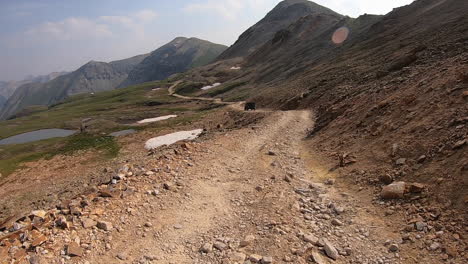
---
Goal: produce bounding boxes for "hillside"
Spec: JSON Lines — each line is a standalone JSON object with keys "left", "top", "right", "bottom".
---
{"left": 0, "top": 55, "right": 148, "bottom": 120}
{"left": 120, "top": 37, "right": 227, "bottom": 87}
{"left": 0, "top": 1, "right": 467, "bottom": 263}
{"left": 217, "top": 0, "right": 342, "bottom": 60}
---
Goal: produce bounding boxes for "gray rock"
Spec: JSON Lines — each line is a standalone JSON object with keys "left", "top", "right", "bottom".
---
{"left": 200, "top": 243, "right": 213, "bottom": 253}
{"left": 97, "top": 220, "right": 113, "bottom": 231}
{"left": 213, "top": 241, "right": 227, "bottom": 251}
{"left": 261, "top": 256, "right": 273, "bottom": 264}
{"left": 323, "top": 239, "right": 339, "bottom": 260}
{"left": 389, "top": 244, "right": 399, "bottom": 252}
{"left": 311, "top": 251, "right": 327, "bottom": 264}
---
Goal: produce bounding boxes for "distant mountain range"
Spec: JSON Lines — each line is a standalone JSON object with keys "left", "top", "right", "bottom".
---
{"left": 120, "top": 37, "right": 227, "bottom": 87}
{"left": 0, "top": 72, "right": 68, "bottom": 109}
{"left": 0, "top": 37, "right": 226, "bottom": 120}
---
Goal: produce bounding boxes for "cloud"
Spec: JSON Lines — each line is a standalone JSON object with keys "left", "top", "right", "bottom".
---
{"left": 26, "top": 9, "right": 157, "bottom": 41}
{"left": 134, "top": 10, "right": 158, "bottom": 23}
{"left": 26, "top": 17, "right": 113, "bottom": 41}
{"left": 183, "top": 0, "right": 258, "bottom": 20}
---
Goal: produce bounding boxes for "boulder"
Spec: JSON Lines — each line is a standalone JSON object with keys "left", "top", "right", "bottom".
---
{"left": 381, "top": 182, "right": 406, "bottom": 199}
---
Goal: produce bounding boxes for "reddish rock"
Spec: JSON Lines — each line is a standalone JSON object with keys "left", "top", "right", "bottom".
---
{"left": 407, "top": 183, "right": 425, "bottom": 193}
{"left": 381, "top": 182, "right": 406, "bottom": 199}
{"left": 67, "top": 242, "right": 84, "bottom": 257}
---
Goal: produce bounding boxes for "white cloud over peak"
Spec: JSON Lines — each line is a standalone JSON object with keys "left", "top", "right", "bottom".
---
{"left": 26, "top": 9, "right": 157, "bottom": 41}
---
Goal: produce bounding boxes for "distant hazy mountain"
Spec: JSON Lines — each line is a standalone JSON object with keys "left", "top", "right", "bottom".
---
{"left": 0, "top": 37, "right": 226, "bottom": 120}
{"left": 0, "top": 72, "right": 68, "bottom": 110}
{"left": 0, "top": 55, "right": 147, "bottom": 120}
{"left": 0, "top": 95, "right": 6, "bottom": 109}
{"left": 120, "top": 37, "right": 227, "bottom": 87}
{"left": 218, "top": 0, "right": 341, "bottom": 60}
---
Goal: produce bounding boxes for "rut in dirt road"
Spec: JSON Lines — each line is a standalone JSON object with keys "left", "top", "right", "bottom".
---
{"left": 85, "top": 111, "right": 313, "bottom": 263}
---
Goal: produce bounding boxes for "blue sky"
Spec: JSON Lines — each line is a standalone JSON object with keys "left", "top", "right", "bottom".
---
{"left": 0, "top": 0, "right": 414, "bottom": 81}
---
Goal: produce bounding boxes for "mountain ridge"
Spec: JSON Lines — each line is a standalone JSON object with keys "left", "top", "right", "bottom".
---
{"left": 217, "top": 0, "right": 343, "bottom": 60}
{"left": 120, "top": 37, "right": 227, "bottom": 87}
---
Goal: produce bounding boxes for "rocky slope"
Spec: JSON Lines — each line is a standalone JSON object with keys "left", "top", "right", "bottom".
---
{"left": 189, "top": 0, "right": 468, "bottom": 256}
{"left": 120, "top": 37, "right": 227, "bottom": 87}
{"left": 0, "top": 55, "right": 148, "bottom": 120}
{"left": 218, "top": 0, "right": 342, "bottom": 60}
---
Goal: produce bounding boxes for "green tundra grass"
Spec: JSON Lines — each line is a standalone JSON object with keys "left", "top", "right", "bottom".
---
{"left": 0, "top": 80, "right": 214, "bottom": 178}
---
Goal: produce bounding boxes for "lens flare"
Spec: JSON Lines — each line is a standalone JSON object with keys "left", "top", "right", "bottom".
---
{"left": 332, "top": 27, "right": 350, "bottom": 44}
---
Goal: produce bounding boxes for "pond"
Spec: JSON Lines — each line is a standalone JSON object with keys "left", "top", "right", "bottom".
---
{"left": 0, "top": 129, "right": 77, "bottom": 145}
{"left": 110, "top": 129, "right": 136, "bottom": 137}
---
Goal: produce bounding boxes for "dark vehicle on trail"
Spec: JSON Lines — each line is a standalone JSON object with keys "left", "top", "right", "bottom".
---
{"left": 244, "top": 102, "right": 256, "bottom": 111}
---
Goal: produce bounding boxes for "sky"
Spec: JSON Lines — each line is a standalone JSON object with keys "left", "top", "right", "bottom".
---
{"left": 0, "top": 0, "right": 414, "bottom": 81}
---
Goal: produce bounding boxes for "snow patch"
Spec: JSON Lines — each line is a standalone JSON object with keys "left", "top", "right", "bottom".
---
{"left": 201, "top": 83, "right": 221, "bottom": 90}
{"left": 145, "top": 129, "right": 203, "bottom": 150}
{"left": 230, "top": 66, "right": 241, "bottom": 70}
{"left": 137, "top": 115, "right": 177, "bottom": 124}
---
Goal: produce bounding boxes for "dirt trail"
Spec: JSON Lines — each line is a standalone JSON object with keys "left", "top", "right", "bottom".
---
{"left": 168, "top": 81, "right": 243, "bottom": 108}
{"left": 75, "top": 109, "right": 431, "bottom": 264}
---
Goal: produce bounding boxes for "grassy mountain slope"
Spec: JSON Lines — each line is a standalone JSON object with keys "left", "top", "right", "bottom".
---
{"left": 0, "top": 55, "right": 148, "bottom": 120}
{"left": 120, "top": 37, "right": 227, "bottom": 87}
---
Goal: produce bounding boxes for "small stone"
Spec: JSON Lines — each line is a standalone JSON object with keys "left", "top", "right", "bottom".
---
{"left": 324, "top": 179, "right": 335, "bottom": 185}
{"left": 389, "top": 244, "right": 399, "bottom": 252}
{"left": 31, "top": 210, "right": 47, "bottom": 219}
{"left": 213, "top": 241, "right": 227, "bottom": 251}
{"left": 381, "top": 182, "right": 406, "bottom": 199}
{"left": 250, "top": 254, "right": 263, "bottom": 263}
{"left": 230, "top": 252, "right": 246, "bottom": 262}
{"left": 323, "top": 239, "right": 339, "bottom": 260}
{"left": 67, "top": 242, "right": 83, "bottom": 257}
{"left": 379, "top": 174, "right": 393, "bottom": 184}
{"left": 310, "top": 251, "right": 327, "bottom": 264}
{"left": 395, "top": 158, "right": 406, "bottom": 166}
{"left": 97, "top": 221, "right": 113, "bottom": 231}
{"left": 261, "top": 256, "right": 273, "bottom": 264}
{"left": 268, "top": 151, "right": 276, "bottom": 156}
{"left": 82, "top": 218, "right": 97, "bottom": 229}
{"left": 331, "top": 219, "right": 343, "bottom": 226}
{"left": 303, "top": 234, "right": 319, "bottom": 245}
{"left": 144, "top": 222, "right": 153, "bottom": 227}
{"left": 417, "top": 155, "right": 426, "bottom": 163}
{"left": 163, "top": 182, "right": 173, "bottom": 190}
{"left": 55, "top": 216, "right": 69, "bottom": 229}
{"left": 407, "top": 183, "right": 425, "bottom": 193}
{"left": 98, "top": 189, "right": 114, "bottom": 198}
{"left": 415, "top": 221, "right": 426, "bottom": 231}
{"left": 117, "top": 253, "right": 128, "bottom": 260}
{"left": 200, "top": 243, "right": 213, "bottom": 253}
{"left": 429, "top": 242, "right": 441, "bottom": 251}
{"left": 240, "top": 235, "right": 255, "bottom": 247}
